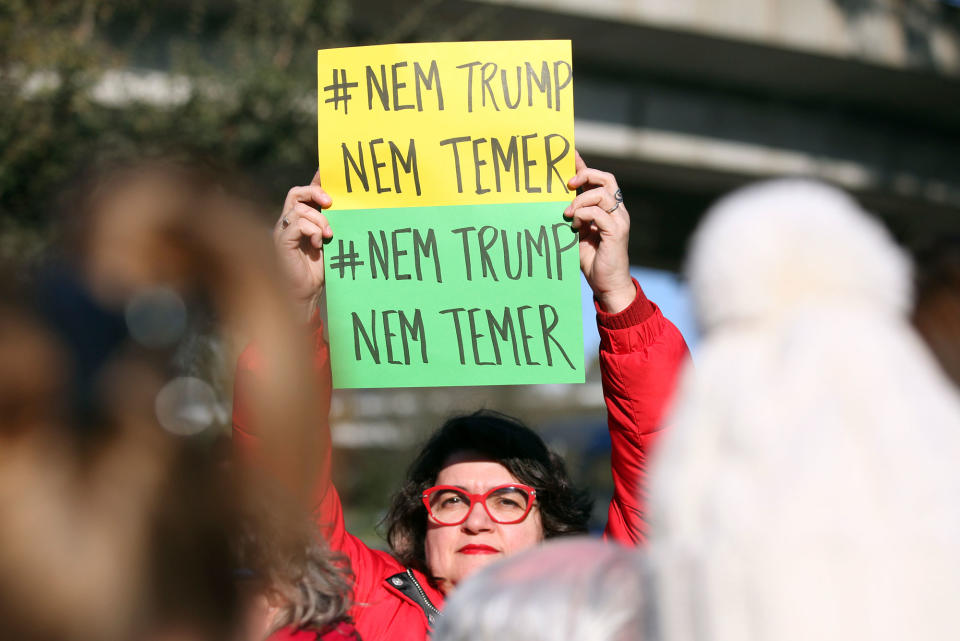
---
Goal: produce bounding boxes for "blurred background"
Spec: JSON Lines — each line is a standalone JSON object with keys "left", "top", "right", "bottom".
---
{"left": 3, "top": 0, "right": 959, "bottom": 542}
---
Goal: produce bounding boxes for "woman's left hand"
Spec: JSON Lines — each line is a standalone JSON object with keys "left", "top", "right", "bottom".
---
{"left": 565, "top": 151, "right": 636, "bottom": 314}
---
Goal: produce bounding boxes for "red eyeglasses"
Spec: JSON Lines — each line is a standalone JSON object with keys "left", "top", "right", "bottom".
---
{"left": 421, "top": 484, "right": 537, "bottom": 526}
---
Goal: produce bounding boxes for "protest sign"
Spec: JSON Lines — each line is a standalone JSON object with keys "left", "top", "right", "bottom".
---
{"left": 317, "top": 40, "right": 582, "bottom": 388}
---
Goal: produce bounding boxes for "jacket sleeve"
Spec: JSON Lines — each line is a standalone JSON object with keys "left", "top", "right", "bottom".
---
{"left": 231, "top": 322, "right": 389, "bottom": 607}
{"left": 598, "top": 279, "right": 690, "bottom": 545}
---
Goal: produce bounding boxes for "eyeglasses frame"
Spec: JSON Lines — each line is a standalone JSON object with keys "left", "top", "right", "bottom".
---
{"left": 421, "top": 483, "right": 538, "bottom": 526}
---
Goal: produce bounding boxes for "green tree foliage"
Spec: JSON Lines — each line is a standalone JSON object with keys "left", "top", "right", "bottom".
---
{"left": 0, "top": 0, "right": 497, "bottom": 261}
{"left": 0, "top": 1, "right": 348, "bottom": 240}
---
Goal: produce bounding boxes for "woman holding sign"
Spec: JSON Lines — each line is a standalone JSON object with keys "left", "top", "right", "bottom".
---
{"left": 232, "top": 153, "right": 689, "bottom": 641}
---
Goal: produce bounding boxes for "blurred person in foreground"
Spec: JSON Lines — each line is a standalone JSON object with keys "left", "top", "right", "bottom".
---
{"left": 0, "top": 159, "right": 354, "bottom": 641}
{"left": 232, "top": 153, "right": 690, "bottom": 641}
{"left": 431, "top": 537, "right": 646, "bottom": 641}
{"left": 913, "top": 237, "right": 960, "bottom": 389}
{"left": 649, "top": 180, "right": 960, "bottom": 641}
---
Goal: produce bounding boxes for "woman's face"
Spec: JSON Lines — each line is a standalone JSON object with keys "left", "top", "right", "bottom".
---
{"left": 424, "top": 452, "right": 543, "bottom": 595}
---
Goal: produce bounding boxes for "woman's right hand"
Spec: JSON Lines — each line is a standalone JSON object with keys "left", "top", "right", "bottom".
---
{"left": 274, "top": 171, "right": 334, "bottom": 319}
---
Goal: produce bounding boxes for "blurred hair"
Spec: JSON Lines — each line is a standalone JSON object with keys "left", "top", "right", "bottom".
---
{"left": 235, "top": 486, "right": 353, "bottom": 636}
{"left": 913, "top": 237, "right": 960, "bottom": 388}
{"left": 432, "top": 537, "right": 646, "bottom": 641}
{"left": 0, "top": 155, "right": 333, "bottom": 641}
{"left": 651, "top": 180, "right": 960, "bottom": 641}
{"left": 384, "top": 410, "right": 592, "bottom": 573}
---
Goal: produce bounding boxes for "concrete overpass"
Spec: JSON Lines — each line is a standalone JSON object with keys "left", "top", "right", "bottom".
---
{"left": 364, "top": 0, "right": 960, "bottom": 268}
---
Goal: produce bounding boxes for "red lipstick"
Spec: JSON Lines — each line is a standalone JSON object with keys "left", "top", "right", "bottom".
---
{"left": 457, "top": 544, "right": 498, "bottom": 555}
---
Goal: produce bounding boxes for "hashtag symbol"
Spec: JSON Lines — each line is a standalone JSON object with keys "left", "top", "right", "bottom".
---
{"left": 323, "top": 68, "right": 358, "bottom": 114}
{"left": 329, "top": 239, "right": 364, "bottom": 280}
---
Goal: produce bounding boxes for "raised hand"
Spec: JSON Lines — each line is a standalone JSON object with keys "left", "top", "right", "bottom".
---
{"left": 565, "top": 152, "right": 635, "bottom": 314}
{"left": 274, "top": 171, "right": 334, "bottom": 318}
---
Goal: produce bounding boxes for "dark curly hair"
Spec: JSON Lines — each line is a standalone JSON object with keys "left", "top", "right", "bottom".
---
{"left": 383, "top": 410, "right": 592, "bottom": 573}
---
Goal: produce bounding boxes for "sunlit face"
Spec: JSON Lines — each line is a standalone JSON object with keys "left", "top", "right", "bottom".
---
{"left": 424, "top": 452, "right": 543, "bottom": 595}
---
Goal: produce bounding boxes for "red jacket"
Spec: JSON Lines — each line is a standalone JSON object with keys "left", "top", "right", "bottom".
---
{"left": 233, "top": 281, "right": 688, "bottom": 641}
{"left": 268, "top": 622, "right": 361, "bottom": 641}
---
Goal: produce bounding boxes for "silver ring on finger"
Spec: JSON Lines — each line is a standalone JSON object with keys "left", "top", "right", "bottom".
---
{"left": 605, "top": 189, "right": 623, "bottom": 213}
{"left": 280, "top": 215, "right": 291, "bottom": 230}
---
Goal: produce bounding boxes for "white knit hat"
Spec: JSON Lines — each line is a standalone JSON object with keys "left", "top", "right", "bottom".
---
{"left": 650, "top": 179, "right": 960, "bottom": 641}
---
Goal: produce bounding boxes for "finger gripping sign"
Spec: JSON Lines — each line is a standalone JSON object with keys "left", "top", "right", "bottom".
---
{"left": 318, "top": 40, "right": 583, "bottom": 388}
